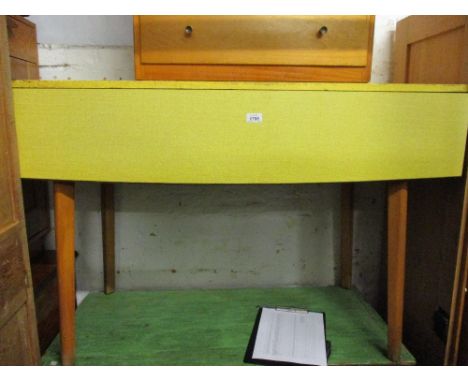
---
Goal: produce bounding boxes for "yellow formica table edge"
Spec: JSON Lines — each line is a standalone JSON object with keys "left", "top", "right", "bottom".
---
{"left": 12, "top": 81, "right": 468, "bottom": 184}
{"left": 12, "top": 80, "right": 468, "bottom": 92}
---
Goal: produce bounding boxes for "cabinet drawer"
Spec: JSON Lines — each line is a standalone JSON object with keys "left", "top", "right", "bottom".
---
{"left": 139, "top": 16, "right": 372, "bottom": 67}
{"left": 7, "top": 16, "right": 38, "bottom": 64}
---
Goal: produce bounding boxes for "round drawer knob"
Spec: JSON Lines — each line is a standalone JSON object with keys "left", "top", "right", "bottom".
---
{"left": 184, "top": 25, "right": 193, "bottom": 36}
{"left": 318, "top": 26, "right": 328, "bottom": 37}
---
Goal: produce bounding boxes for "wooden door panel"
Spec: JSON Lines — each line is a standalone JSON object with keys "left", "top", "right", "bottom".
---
{"left": 0, "top": 304, "right": 37, "bottom": 366}
{"left": 6, "top": 16, "right": 38, "bottom": 64}
{"left": 0, "top": 109, "right": 16, "bottom": 225}
{"left": 393, "top": 15, "right": 468, "bottom": 365}
{"left": 8, "top": 15, "right": 56, "bottom": 355}
{"left": 408, "top": 26, "right": 465, "bottom": 84}
{"left": 0, "top": 15, "right": 39, "bottom": 365}
{"left": 10, "top": 57, "right": 39, "bottom": 81}
{"left": 0, "top": 226, "right": 28, "bottom": 319}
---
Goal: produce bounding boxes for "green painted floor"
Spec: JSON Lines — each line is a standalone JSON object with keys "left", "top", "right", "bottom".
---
{"left": 42, "top": 286, "right": 415, "bottom": 365}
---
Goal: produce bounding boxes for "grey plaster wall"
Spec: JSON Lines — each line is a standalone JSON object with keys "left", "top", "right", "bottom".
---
{"left": 29, "top": 15, "right": 134, "bottom": 46}
{"left": 68, "top": 183, "right": 342, "bottom": 291}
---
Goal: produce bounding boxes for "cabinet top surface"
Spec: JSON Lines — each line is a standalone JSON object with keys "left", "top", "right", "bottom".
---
{"left": 12, "top": 80, "right": 468, "bottom": 93}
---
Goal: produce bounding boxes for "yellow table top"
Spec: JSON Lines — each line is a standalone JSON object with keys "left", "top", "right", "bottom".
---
{"left": 12, "top": 81, "right": 468, "bottom": 184}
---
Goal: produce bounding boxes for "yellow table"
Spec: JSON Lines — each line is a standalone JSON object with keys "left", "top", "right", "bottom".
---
{"left": 13, "top": 80, "right": 468, "bottom": 365}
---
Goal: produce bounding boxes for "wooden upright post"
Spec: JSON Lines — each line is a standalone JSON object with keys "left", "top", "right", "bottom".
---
{"left": 445, "top": 171, "right": 468, "bottom": 365}
{"left": 340, "top": 183, "right": 354, "bottom": 289}
{"left": 387, "top": 181, "right": 408, "bottom": 363}
{"left": 54, "top": 181, "right": 76, "bottom": 366}
{"left": 101, "top": 183, "right": 115, "bottom": 294}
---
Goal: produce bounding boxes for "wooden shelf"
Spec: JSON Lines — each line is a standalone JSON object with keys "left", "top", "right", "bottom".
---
{"left": 41, "top": 286, "right": 415, "bottom": 365}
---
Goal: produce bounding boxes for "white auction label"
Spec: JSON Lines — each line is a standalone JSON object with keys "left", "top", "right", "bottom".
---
{"left": 246, "top": 113, "right": 263, "bottom": 123}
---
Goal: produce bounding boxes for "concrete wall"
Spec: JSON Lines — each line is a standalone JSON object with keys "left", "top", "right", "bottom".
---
{"left": 27, "top": 15, "right": 405, "bottom": 309}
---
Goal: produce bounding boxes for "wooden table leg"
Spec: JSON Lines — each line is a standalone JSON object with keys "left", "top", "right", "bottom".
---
{"left": 101, "top": 183, "right": 115, "bottom": 294}
{"left": 340, "top": 183, "right": 354, "bottom": 289}
{"left": 54, "top": 181, "right": 76, "bottom": 366}
{"left": 387, "top": 181, "right": 408, "bottom": 363}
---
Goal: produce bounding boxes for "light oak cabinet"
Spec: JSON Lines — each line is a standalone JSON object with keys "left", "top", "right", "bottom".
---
{"left": 134, "top": 16, "right": 375, "bottom": 82}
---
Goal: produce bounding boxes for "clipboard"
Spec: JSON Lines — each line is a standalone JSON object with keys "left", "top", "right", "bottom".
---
{"left": 244, "top": 306, "right": 331, "bottom": 366}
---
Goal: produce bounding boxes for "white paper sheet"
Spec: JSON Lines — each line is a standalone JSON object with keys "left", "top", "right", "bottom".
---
{"left": 252, "top": 307, "right": 327, "bottom": 366}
